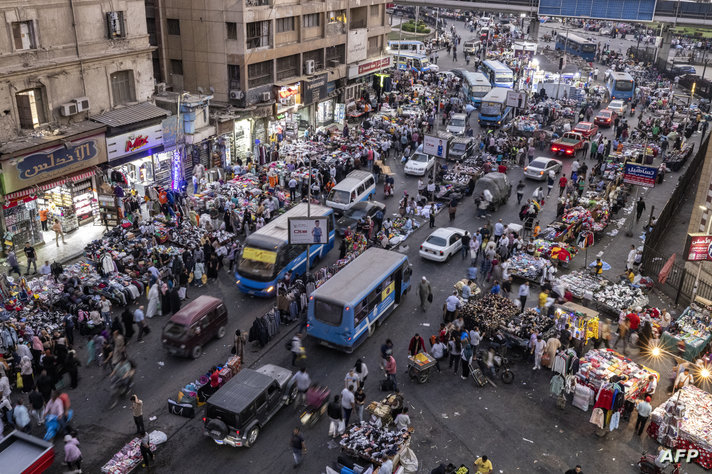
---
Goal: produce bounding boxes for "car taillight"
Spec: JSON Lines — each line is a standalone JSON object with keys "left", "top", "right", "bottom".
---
{"left": 420, "top": 245, "right": 423, "bottom": 249}
{"left": 440, "top": 250, "right": 444, "bottom": 255}
{"left": 540, "top": 171, "right": 544, "bottom": 175}
{"left": 551, "top": 147, "right": 558, "bottom": 151}
{"left": 566, "top": 150, "right": 573, "bottom": 154}
{"left": 202, "top": 417, "right": 206, "bottom": 422}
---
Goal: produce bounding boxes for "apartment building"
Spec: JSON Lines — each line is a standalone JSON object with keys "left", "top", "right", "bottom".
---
{"left": 0, "top": 0, "right": 157, "bottom": 249}
{"left": 157, "top": 0, "right": 391, "bottom": 151}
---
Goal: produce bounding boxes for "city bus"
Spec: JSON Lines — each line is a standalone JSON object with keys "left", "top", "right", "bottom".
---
{"left": 387, "top": 40, "right": 427, "bottom": 55}
{"left": 555, "top": 32, "right": 596, "bottom": 62}
{"left": 479, "top": 60, "right": 514, "bottom": 89}
{"left": 235, "top": 203, "right": 335, "bottom": 297}
{"left": 606, "top": 71, "right": 636, "bottom": 102}
{"left": 478, "top": 87, "right": 513, "bottom": 127}
{"left": 306, "top": 248, "right": 411, "bottom": 352}
{"left": 393, "top": 52, "right": 439, "bottom": 73}
{"left": 462, "top": 71, "right": 491, "bottom": 107}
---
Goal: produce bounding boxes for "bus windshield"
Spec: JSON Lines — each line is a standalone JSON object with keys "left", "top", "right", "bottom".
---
{"left": 481, "top": 101, "right": 502, "bottom": 116}
{"left": 238, "top": 246, "right": 278, "bottom": 281}
{"left": 472, "top": 87, "right": 490, "bottom": 96}
{"left": 328, "top": 189, "right": 350, "bottom": 204}
{"left": 616, "top": 80, "right": 634, "bottom": 91}
{"left": 496, "top": 72, "right": 514, "bottom": 82}
{"left": 581, "top": 43, "right": 596, "bottom": 53}
{"left": 314, "top": 298, "right": 342, "bottom": 325}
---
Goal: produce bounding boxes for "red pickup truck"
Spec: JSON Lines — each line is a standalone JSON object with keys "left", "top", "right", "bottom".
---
{"left": 550, "top": 132, "right": 585, "bottom": 156}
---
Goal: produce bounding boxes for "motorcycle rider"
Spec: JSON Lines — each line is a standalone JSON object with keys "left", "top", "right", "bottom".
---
{"left": 109, "top": 356, "right": 136, "bottom": 407}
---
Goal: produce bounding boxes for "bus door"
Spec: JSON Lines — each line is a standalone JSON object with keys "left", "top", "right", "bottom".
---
{"left": 395, "top": 269, "right": 402, "bottom": 304}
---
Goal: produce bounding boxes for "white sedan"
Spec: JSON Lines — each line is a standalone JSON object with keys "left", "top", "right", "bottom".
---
{"left": 404, "top": 152, "right": 435, "bottom": 176}
{"left": 419, "top": 227, "right": 466, "bottom": 262}
{"left": 607, "top": 100, "right": 628, "bottom": 115}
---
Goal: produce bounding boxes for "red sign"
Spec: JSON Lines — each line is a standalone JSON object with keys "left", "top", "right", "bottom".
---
{"left": 278, "top": 85, "right": 300, "bottom": 99}
{"left": 685, "top": 234, "right": 712, "bottom": 261}
{"left": 358, "top": 57, "right": 392, "bottom": 75}
{"left": 125, "top": 135, "right": 149, "bottom": 153}
{"left": 2, "top": 194, "right": 37, "bottom": 209}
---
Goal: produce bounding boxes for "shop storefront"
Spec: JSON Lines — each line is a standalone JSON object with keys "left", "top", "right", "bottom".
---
{"left": 270, "top": 82, "right": 301, "bottom": 142}
{"left": 0, "top": 123, "right": 108, "bottom": 248}
{"left": 302, "top": 73, "right": 333, "bottom": 128}
{"left": 105, "top": 123, "right": 166, "bottom": 194}
{"left": 233, "top": 118, "right": 252, "bottom": 160}
{"left": 346, "top": 55, "right": 393, "bottom": 99}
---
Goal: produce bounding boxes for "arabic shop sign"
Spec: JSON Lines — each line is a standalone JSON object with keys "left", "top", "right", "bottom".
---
{"left": 623, "top": 163, "right": 658, "bottom": 188}
{"left": 106, "top": 124, "right": 164, "bottom": 161}
{"left": 2, "top": 133, "right": 107, "bottom": 193}
{"left": 302, "top": 74, "right": 328, "bottom": 106}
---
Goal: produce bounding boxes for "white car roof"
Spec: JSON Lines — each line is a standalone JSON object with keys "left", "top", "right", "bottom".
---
{"left": 429, "top": 227, "right": 466, "bottom": 238}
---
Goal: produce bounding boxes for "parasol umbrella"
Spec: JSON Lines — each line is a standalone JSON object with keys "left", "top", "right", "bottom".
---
{"left": 588, "top": 260, "right": 611, "bottom": 271}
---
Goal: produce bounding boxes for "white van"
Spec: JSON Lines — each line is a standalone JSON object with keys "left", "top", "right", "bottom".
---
{"left": 326, "top": 170, "right": 376, "bottom": 213}
{"left": 446, "top": 113, "right": 468, "bottom": 135}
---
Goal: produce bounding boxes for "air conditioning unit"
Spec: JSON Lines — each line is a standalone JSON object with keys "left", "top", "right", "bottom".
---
{"left": 155, "top": 82, "right": 167, "bottom": 94}
{"left": 73, "top": 97, "right": 90, "bottom": 112}
{"left": 59, "top": 102, "right": 78, "bottom": 117}
{"left": 229, "top": 90, "right": 244, "bottom": 100}
{"left": 260, "top": 92, "right": 271, "bottom": 102}
{"left": 305, "top": 59, "right": 315, "bottom": 75}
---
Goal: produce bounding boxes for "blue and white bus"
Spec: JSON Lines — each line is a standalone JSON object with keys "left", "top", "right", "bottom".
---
{"left": 235, "top": 203, "right": 335, "bottom": 297}
{"left": 606, "top": 71, "right": 636, "bottom": 102}
{"left": 387, "top": 40, "right": 427, "bottom": 56}
{"left": 555, "top": 33, "right": 596, "bottom": 62}
{"left": 462, "top": 71, "right": 491, "bottom": 107}
{"left": 393, "top": 52, "right": 439, "bottom": 73}
{"left": 478, "top": 87, "right": 513, "bottom": 127}
{"left": 480, "top": 60, "right": 514, "bottom": 89}
{"left": 306, "top": 248, "right": 411, "bottom": 352}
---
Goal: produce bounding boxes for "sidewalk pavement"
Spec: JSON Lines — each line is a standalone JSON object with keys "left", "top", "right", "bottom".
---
{"left": 4, "top": 224, "right": 105, "bottom": 275}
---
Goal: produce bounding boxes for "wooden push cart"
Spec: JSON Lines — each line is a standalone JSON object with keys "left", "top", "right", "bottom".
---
{"left": 407, "top": 353, "right": 437, "bottom": 383}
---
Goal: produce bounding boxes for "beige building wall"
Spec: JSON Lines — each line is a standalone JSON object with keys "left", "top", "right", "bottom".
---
{"left": 0, "top": 0, "right": 155, "bottom": 142}
{"left": 161, "top": 0, "right": 391, "bottom": 104}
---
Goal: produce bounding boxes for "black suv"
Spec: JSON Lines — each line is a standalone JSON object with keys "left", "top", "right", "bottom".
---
{"left": 203, "top": 364, "right": 296, "bottom": 447}
{"left": 448, "top": 137, "right": 476, "bottom": 161}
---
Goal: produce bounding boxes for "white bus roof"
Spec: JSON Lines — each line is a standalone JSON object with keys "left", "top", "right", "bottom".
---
{"left": 393, "top": 52, "right": 428, "bottom": 59}
{"left": 513, "top": 41, "right": 537, "bottom": 50}
{"left": 311, "top": 247, "right": 407, "bottom": 304}
{"left": 462, "top": 71, "right": 490, "bottom": 86}
{"left": 482, "top": 87, "right": 510, "bottom": 101}
{"left": 563, "top": 33, "right": 594, "bottom": 44}
{"left": 388, "top": 40, "right": 425, "bottom": 45}
{"left": 609, "top": 71, "right": 634, "bottom": 81}
{"left": 331, "top": 170, "right": 373, "bottom": 191}
{"left": 482, "top": 60, "right": 511, "bottom": 72}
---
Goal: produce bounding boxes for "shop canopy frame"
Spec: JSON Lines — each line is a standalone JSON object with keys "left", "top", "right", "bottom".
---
{"left": 2, "top": 166, "right": 101, "bottom": 202}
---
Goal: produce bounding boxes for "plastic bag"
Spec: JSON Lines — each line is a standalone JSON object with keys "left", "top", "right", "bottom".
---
{"left": 149, "top": 430, "right": 168, "bottom": 445}
{"left": 400, "top": 447, "right": 419, "bottom": 473}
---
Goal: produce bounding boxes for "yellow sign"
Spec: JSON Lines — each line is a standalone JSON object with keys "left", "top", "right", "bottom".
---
{"left": 381, "top": 281, "right": 395, "bottom": 301}
{"left": 242, "top": 247, "right": 277, "bottom": 264}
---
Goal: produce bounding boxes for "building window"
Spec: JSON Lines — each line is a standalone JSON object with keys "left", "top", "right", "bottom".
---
{"left": 326, "top": 10, "right": 346, "bottom": 35}
{"left": 246, "top": 0, "right": 270, "bottom": 5}
{"left": 276, "top": 17, "right": 295, "bottom": 33}
{"left": 325, "top": 44, "right": 345, "bottom": 66}
{"left": 12, "top": 21, "right": 37, "bottom": 50}
{"left": 276, "top": 54, "right": 299, "bottom": 81}
{"left": 171, "top": 59, "right": 184, "bottom": 75}
{"left": 228, "top": 64, "right": 241, "bottom": 90}
{"left": 248, "top": 60, "right": 273, "bottom": 88}
{"left": 246, "top": 20, "right": 271, "bottom": 49}
{"left": 303, "top": 49, "right": 324, "bottom": 71}
{"left": 167, "top": 18, "right": 181, "bottom": 35}
{"left": 15, "top": 88, "right": 46, "bottom": 129}
{"left": 226, "top": 22, "right": 237, "bottom": 40}
{"left": 106, "top": 12, "right": 126, "bottom": 39}
{"left": 303, "top": 13, "right": 320, "bottom": 28}
{"left": 110, "top": 70, "right": 136, "bottom": 105}
{"left": 370, "top": 5, "right": 379, "bottom": 17}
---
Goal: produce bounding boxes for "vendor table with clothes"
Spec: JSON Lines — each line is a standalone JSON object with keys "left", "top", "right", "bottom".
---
{"left": 659, "top": 301, "right": 712, "bottom": 362}
{"left": 555, "top": 302, "right": 600, "bottom": 345}
{"left": 577, "top": 348, "right": 659, "bottom": 400}
{"left": 648, "top": 385, "right": 712, "bottom": 469}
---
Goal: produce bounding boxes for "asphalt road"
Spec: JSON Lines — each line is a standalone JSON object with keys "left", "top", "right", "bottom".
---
{"left": 45, "top": 17, "right": 709, "bottom": 474}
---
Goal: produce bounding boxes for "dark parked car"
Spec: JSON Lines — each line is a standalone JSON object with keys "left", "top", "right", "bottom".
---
{"left": 203, "top": 364, "right": 296, "bottom": 447}
{"left": 335, "top": 201, "right": 386, "bottom": 236}
{"left": 672, "top": 65, "right": 697, "bottom": 76}
{"left": 448, "top": 137, "right": 476, "bottom": 161}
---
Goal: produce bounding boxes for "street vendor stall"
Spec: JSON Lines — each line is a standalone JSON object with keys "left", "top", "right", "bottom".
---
{"left": 461, "top": 294, "right": 518, "bottom": 335}
{"left": 648, "top": 385, "right": 712, "bottom": 469}
{"left": 407, "top": 352, "right": 438, "bottom": 383}
{"left": 507, "top": 253, "right": 547, "bottom": 281}
{"left": 502, "top": 308, "right": 556, "bottom": 348}
{"left": 577, "top": 348, "right": 659, "bottom": 400}
{"left": 365, "top": 393, "right": 404, "bottom": 427}
{"left": 557, "top": 270, "right": 606, "bottom": 300}
{"left": 554, "top": 302, "right": 600, "bottom": 345}
{"left": 660, "top": 301, "right": 712, "bottom": 362}
{"left": 339, "top": 421, "right": 412, "bottom": 468}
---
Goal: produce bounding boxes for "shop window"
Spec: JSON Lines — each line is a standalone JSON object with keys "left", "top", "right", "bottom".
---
{"left": 246, "top": 20, "right": 271, "bottom": 49}
{"left": 167, "top": 19, "right": 180, "bottom": 35}
{"left": 247, "top": 60, "right": 273, "bottom": 88}
{"left": 107, "top": 11, "right": 126, "bottom": 39}
{"left": 171, "top": 59, "right": 184, "bottom": 75}
{"left": 303, "top": 13, "right": 320, "bottom": 28}
{"left": 12, "top": 21, "right": 37, "bottom": 50}
{"left": 15, "top": 88, "right": 46, "bottom": 129}
{"left": 226, "top": 22, "right": 237, "bottom": 40}
{"left": 325, "top": 44, "right": 345, "bottom": 66}
{"left": 276, "top": 54, "right": 299, "bottom": 81}
{"left": 276, "top": 17, "right": 295, "bottom": 33}
{"left": 228, "top": 64, "right": 241, "bottom": 90}
{"left": 110, "top": 70, "right": 136, "bottom": 105}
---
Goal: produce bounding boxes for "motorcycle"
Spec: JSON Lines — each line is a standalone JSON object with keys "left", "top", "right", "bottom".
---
{"left": 638, "top": 451, "right": 680, "bottom": 474}
{"left": 299, "top": 385, "right": 331, "bottom": 427}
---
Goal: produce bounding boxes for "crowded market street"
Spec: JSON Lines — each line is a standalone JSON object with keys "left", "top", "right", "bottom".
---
{"left": 3, "top": 7, "right": 712, "bottom": 474}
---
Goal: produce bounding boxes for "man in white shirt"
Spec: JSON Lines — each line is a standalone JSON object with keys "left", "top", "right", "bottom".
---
{"left": 627, "top": 245, "right": 637, "bottom": 271}
{"left": 674, "top": 368, "right": 694, "bottom": 392}
{"left": 518, "top": 281, "right": 530, "bottom": 309}
{"left": 493, "top": 219, "right": 504, "bottom": 242}
{"left": 533, "top": 335, "right": 546, "bottom": 370}
{"left": 444, "top": 291, "right": 461, "bottom": 322}
{"left": 469, "top": 327, "right": 481, "bottom": 351}
{"left": 39, "top": 261, "right": 51, "bottom": 276}
{"left": 341, "top": 385, "right": 355, "bottom": 426}
{"left": 430, "top": 340, "right": 446, "bottom": 372}
{"left": 393, "top": 407, "right": 411, "bottom": 431}
{"left": 290, "top": 367, "right": 311, "bottom": 406}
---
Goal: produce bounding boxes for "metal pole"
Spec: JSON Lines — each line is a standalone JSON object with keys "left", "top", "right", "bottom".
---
{"left": 435, "top": 8, "right": 440, "bottom": 43}
{"left": 306, "top": 155, "right": 311, "bottom": 276}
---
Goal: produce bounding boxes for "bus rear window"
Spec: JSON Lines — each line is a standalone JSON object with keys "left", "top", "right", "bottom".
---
{"left": 616, "top": 80, "right": 633, "bottom": 91}
{"left": 314, "top": 299, "right": 343, "bottom": 326}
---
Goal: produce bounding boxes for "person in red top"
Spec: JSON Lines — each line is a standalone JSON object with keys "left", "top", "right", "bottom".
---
{"left": 559, "top": 176, "right": 568, "bottom": 197}
{"left": 627, "top": 311, "right": 640, "bottom": 332}
{"left": 408, "top": 333, "right": 426, "bottom": 356}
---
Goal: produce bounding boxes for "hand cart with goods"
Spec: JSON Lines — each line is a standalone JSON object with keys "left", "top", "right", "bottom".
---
{"left": 407, "top": 352, "right": 437, "bottom": 383}
{"left": 365, "top": 393, "right": 404, "bottom": 427}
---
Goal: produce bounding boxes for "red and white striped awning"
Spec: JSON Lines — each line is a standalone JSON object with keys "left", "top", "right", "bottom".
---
{"left": 3, "top": 167, "right": 98, "bottom": 201}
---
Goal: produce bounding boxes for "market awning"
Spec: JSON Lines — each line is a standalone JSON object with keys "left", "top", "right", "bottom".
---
{"left": 3, "top": 187, "right": 38, "bottom": 201}
{"left": 37, "top": 177, "right": 68, "bottom": 192}
{"left": 67, "top": 167, "right": 99, "bottom": 183}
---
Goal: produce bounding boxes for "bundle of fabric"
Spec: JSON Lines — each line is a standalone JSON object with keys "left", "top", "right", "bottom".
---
{"left": 504, "top": 308, "right": 555, "bottom": 340}
{"left": 507, "top": 254, "right": 546, "bottom": 281}
{"left": 461, "top": 294, "right": 518, "bottom": 333}
{"left": 339, "top": 421, "right": 411, "bottom": 465}
{"left": 594, "top": 283, "right": 649, "bottom": 312}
